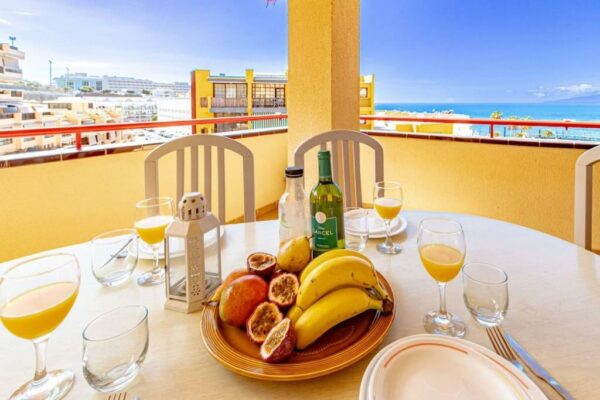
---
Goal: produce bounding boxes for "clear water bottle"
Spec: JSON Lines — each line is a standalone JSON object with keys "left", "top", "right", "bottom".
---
{"left": 278, "top": 167, "right": 311, "bottom": 244}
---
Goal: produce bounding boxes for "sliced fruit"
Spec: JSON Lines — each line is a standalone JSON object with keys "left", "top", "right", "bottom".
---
{"left": 219, "top": 275, "right": 268, "bottom": 327}
{"left": 207, "top": 268, "right": 249, "bottom": 304}
{"left": 294, "top": 287, "right": 388, "bottom": 350}
{"left": 299, "top": 249, "right": 372, "bottom": 282}
{"left": 260, "top": 318, "right": 296, "bottom": 363}
{"left": 268, "top": 273, "right": 299, "bottom": 308}
{"left": 247, "top": 252, "right": 277, "bottom": 278}
{"left": 278, "top": 236, "right": 312, "bottom": 273}
{"left": 246, "top": 302, "right": 283, "bottom": 344}
{"left": 296, "top": 255, "right": 390, "bottom": 311}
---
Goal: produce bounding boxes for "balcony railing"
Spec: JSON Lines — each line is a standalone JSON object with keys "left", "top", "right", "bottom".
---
{"left": 4, "top": 67, "right": 22, "bottom": 74}
{"left": 252, "top": 98, "right": 286, "bottom": 108}
{"left": 21, "top": 113, "right": 36, "bottom": 121}
{"left": 211, "top": 97, "right": 248, "bottom": 108}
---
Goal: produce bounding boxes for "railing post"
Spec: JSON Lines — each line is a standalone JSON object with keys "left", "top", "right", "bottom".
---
{"left": 75, "top": 132, "right": 82, "bottom": 151}
{"left": 489, "top": 123, "right": 494, "bottom": 138}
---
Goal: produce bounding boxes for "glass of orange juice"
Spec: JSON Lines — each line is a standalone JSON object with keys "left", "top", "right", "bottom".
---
{"left": 373, "top": 181, "right": 403, "bottom": 254}
{"left": 134, "top": 197, "right": 174, "bottom": 286}
{"left": 0, "top": 253, "right": 80, "bottom": 400}
{"left": 417, "top": 218, "right": 466, "bottom": 338}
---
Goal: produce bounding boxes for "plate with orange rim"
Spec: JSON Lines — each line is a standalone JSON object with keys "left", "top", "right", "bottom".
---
{"left": 200, "top": 271, "right": 395, "bottom": 381}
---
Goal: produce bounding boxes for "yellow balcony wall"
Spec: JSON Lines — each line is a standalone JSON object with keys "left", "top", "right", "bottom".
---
{"left": 0, "top": 133, "right": 287, "bottom": 261}
{"left": 415, "top": 123, "right": 454, "bottom": 135}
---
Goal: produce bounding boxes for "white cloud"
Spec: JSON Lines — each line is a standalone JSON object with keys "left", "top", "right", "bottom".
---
{"left": 0, "top": 18, "right": 11, "bottom": 25}
{"left": 12, "top": 11, "right": 35, "bottom": 16}
{"left": 529, "top": 83, "right": 599, "bottom": 99}
{"left": 555, "top": 83, "right": 595, "bottom": 94}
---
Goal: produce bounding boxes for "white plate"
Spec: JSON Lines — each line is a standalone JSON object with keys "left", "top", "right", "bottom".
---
{"left": 362, "top": 335, "right": 546, "bottom": 400}
{"left": 363, "top": 214, "right": 408, "bottom": 239}
{"left": 135, "top": 226, "right": 225, "bottom": 260}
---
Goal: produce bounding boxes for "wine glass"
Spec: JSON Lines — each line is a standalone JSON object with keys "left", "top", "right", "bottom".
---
{"left": 373, "top": 181, "right": 403, "bottom": 254}
{"left": 0, "top": 253, "right": 80, "bottom": 400}
{"left": 462, "top": 263, "right": 509, "bottom": 327}
{"left": 134, "top": 197, "right": 174, "bottom": 286}
{"left": 417, "top": 218, "right": 466, "bottom": 338}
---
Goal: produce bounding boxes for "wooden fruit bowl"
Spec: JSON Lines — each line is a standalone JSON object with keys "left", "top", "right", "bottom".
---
{"left": 200, "top": 271, "right": 395, "bottom": 381}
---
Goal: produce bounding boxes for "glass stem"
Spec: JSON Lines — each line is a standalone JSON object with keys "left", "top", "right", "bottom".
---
{"left": 33, "top": 338, "right": 48, "bottom": 384}
{"left": 384, "top": 219, "right": 393, "bottom": 247}
{"left": 152, "top": 246, "right": 160, "bottom": 273}
{"left": 437, "top": 282, "right": 448, "bottom": 317}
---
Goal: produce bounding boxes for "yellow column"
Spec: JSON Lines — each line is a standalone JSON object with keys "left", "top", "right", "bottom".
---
{"left": 287, "top": 0, "right": 360, "bottom": 162}
{"left": 245, "top": 69, "right": 254, "bottom": 130}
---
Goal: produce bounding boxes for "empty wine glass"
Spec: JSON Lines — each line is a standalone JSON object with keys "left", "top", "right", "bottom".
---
{"left": 344, "top": 207, "right": 369, "bottom": 251}
{"left": 462, "top": 263, "right": 509, "bottom": 327}
{"left": 91, "top": 229, "right": 139, "bottom": 287}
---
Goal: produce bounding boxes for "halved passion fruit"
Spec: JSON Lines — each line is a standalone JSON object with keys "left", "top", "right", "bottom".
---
{"left": 246, "top": 302, "right": 283, "bottom": 344}
{"left": 247, "top": 252, "right": 277, "bottom": 279}
{"left": 260, "top": 318, "right": 296, "bottom": 363}
{"left": 268, "top": 272, "right": 299, "bottom": 308}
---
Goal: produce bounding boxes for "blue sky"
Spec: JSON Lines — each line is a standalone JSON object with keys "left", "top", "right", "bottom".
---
{"left": 1, "top": 0, "right": 599, "bottom": 102}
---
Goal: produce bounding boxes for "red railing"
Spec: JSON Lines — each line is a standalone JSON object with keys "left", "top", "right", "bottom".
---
{"left": 360, "top": 115, "right": 600, "bottom": 138}
{"left": 0, "top": 114, "right": 288, "bottom": 151}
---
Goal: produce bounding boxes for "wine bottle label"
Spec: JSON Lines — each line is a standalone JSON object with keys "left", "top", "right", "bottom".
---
{"left": 312, "top": 212, "right": 338, "bottom": 251}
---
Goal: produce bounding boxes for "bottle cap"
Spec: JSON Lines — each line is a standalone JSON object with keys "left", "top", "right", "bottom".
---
{"left": 285, "top": 166, "right": 304, "bottom": 178}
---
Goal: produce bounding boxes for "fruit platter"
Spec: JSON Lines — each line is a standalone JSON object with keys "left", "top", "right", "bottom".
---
{"left": 201, "top": 236, "right": 395, "bottom": 381}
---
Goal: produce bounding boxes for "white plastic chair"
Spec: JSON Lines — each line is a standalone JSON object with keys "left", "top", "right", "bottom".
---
{"left": 574, "top": 145, "right": 600, "bottom": 250}
{"left": 294, "top": 130, "right": 384, "bottom": 207}
{"left": 145, "top": 135, "right": 256, "bottom": 222}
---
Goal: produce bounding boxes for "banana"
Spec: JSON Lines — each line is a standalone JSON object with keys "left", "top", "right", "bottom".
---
{"left": 286, "top": 304, "right": 303, "bottom": 326}
{"left": 299, "top": 249, "right": 372, "bottom": 282}
{"left": 295, "top": 287, "right": 383, "bottom": 350}
{"left": 296, "top": 255, "right": 389, "bottom": 311}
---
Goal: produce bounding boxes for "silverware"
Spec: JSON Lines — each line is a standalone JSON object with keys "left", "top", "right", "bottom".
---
{"left": 487, "top": 326, "right": 574, "bottom": 400}
{"left": 99, "top": 237, "right": 134, "bottom": 269}
{"left": 503, "top": 328, "right": 574, "bottom": 400}
{"left": 107, "top": 392, "right": 127, "bottom": 400}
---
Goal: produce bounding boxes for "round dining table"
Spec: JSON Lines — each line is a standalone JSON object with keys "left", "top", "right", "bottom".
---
{"left": 1, "top": 211, "right": 599, "bottom": 399}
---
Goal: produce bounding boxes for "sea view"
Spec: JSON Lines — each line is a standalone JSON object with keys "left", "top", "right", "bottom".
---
{"left": 376, "top": 103, "right": 600, "bottom": 140}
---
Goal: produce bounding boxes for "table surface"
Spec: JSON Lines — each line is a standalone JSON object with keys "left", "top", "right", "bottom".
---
{"left": 1, "top": 211, "right": 599, "bottom": 400}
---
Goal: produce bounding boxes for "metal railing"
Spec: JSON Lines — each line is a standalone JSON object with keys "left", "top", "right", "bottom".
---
{"left": 0, "top": 114, "right": 288, "bottom": 151}
{"left": 211, "top": 97, "right": 248, "bottom": 108}
{"left": 360, "top": 115, "right": 600, "bottom": 139}
{"left": 252, "top": 98, "right": 285, "bottom": 108}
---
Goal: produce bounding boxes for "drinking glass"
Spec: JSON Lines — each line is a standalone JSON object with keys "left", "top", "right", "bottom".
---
{"left": 82, "top": 305, "right": 149, "bottom": 393}
{"left": 417, "top": 218, "right": 466, "bottom": 338}
{"left": 134, "top": 197, "right": 174, "bottom": 286}
{"left": 373, "top": 181, "right": 403, "bottom": 254}
{"left": 344, "top": 207, "right": 369, "bottom": 251}
{"left": 0, "top": 253, "right": 80, "bottom": 400}
{"left": 91, "top": 229, "right": 139, "bottom": 287}
{"left": 462, "top": 263, "right": 509, "bottom": 327}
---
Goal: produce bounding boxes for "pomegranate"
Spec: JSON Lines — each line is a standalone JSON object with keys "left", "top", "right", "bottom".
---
{"left": 219, "top": 275, "right": 267, "bottom": 327}
{"left": 260, "top": 318, "right": 296, "bottom": 363}
{"left": 246, "top": 302, "right": 283, "bottom": 344}
{"left": 247, "top": 252, "right": 277, "bottom": 279}
{"left": 268, "top": 273, "right": 299, "bottom": 308}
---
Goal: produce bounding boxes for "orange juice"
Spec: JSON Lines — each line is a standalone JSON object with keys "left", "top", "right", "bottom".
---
{"left": 135, "top": 215, "right": 173, "bottom": 245}
{"left": 419, "top": 244, "right": 464, "bottom": 282}
{"left": 0, "top": 281, "right": 79, "bottom": 340}
{"left": 374, "top": 198, "right": 402, "bottom": 220}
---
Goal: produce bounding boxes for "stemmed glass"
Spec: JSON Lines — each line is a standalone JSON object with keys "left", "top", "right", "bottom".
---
{"left": 373, "top": 181, "right": 403, "bottom": 254}
{"left": 462, "top": 263, "right": 509, "bottom": 327}
{"left": 0, "top": 253, "right": 80, "bottom": 400}
{"left": 134, "top": 197, "right": 174, "bottom": 286}
{"left": 417, "top": 218, "right": 467, "bottom": 338}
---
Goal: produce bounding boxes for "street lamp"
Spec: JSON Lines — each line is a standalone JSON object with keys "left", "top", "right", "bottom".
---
{"left": 9, "top": 36, "right": 16, "bottom": 47}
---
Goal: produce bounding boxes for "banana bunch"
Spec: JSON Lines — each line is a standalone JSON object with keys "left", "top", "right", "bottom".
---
{"left": 287, "top": 249, "right": 393, "bottom": 350}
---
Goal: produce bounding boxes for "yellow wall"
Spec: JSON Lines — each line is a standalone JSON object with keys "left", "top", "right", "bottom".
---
{"left": 354, "top": 137, "right": 600, "bottom": 249}
{"left": 191, "top": 69, "right": 214, "bottom": 133}
{"left": 0, "top": 133, "right": 288, "bottom": 262}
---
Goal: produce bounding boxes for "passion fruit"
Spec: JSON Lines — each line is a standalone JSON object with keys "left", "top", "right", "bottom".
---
{"left": 247, "top": 252, "right": 277, "bottom": 279}
{"left": 268, "top": 272, "right": 299, "bottom": 308}
{"left": 260, "top": 318, "right": 296, "bottom": 363}
{"left": 246, "top": 302, "right": 283, "bottom": 344}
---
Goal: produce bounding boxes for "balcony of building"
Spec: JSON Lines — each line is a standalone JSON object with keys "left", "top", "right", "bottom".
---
{"left": 252, "top": 97, "right": 286, "bottom": 111}
{"left": 210, "top": 97, "right": 248, "bottom": 113}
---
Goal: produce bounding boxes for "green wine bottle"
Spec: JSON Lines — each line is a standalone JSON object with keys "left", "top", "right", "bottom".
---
{"left": 310, "top": 150, "right": 345, "bottom": 257}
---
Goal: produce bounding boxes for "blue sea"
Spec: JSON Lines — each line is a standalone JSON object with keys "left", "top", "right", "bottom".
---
{"left": 375, "top": 103, "right": 600, "bottom": 140}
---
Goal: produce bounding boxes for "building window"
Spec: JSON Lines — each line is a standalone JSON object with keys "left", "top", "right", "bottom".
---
{"left": 96, "top": 82, "right": 103, "bottom": 90}
{"left": 214, "top": 84, "right": 226, "bottom": 98}
{"left": 252, "top": 83, "right": 285, "bottom": 98}
{"left": 360, "top": 87, "right": 368, "bottom": 98}
{"left": 82, "top": 80, "right": 89, "bottom": 86}
{"left": 200, "top": 97, "right": 208, "bottom": 108}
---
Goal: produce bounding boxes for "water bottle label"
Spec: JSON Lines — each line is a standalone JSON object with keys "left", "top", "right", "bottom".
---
{"left": 312, "top": 213, "right": 338, "bottom": 251}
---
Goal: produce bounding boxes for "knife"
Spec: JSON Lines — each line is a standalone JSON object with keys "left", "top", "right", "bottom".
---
{"left": 504, "top": 330, "right": 574, "bottom": 400}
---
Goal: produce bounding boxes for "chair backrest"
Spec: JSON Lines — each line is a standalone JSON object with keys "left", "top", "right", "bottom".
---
{"left": 574, "top": 145, "right": 600, "bottom": 250}
{"left": 294, "top": 130, "right": 384, "bottom": 207}
{"left": 145, "top": 135, "right": 256, "bottom": 222}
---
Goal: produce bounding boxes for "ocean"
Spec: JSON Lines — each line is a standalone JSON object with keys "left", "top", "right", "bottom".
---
{"left": 375, "top": 103, "right": 600, "bottom": 140}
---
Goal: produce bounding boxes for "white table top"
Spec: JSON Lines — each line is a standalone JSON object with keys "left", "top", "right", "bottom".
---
{"left": 1, "top": 211, "right": 599, "bottom": 399}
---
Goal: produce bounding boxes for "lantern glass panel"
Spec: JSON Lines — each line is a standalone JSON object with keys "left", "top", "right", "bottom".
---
{"left": 203, "top": 227, "right": 221, "bottom": 295}
{"left": 167, "top": 236, "right": 187, "bottom": 300}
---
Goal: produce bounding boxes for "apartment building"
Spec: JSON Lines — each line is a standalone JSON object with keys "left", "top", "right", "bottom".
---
{"left": 54, "top": 73, "right": 190, "bottom": 95}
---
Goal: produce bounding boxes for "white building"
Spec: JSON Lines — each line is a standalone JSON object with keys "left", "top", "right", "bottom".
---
{"left": 155, "top": 97, "right": 191, "bottom": 136}
{"left": 54, "top": 73, "right": 190, "bottom": 95}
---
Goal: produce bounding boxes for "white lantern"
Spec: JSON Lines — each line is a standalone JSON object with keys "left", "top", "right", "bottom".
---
{"left": 164, "top": 192, "right": 222, "bottom": 313}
